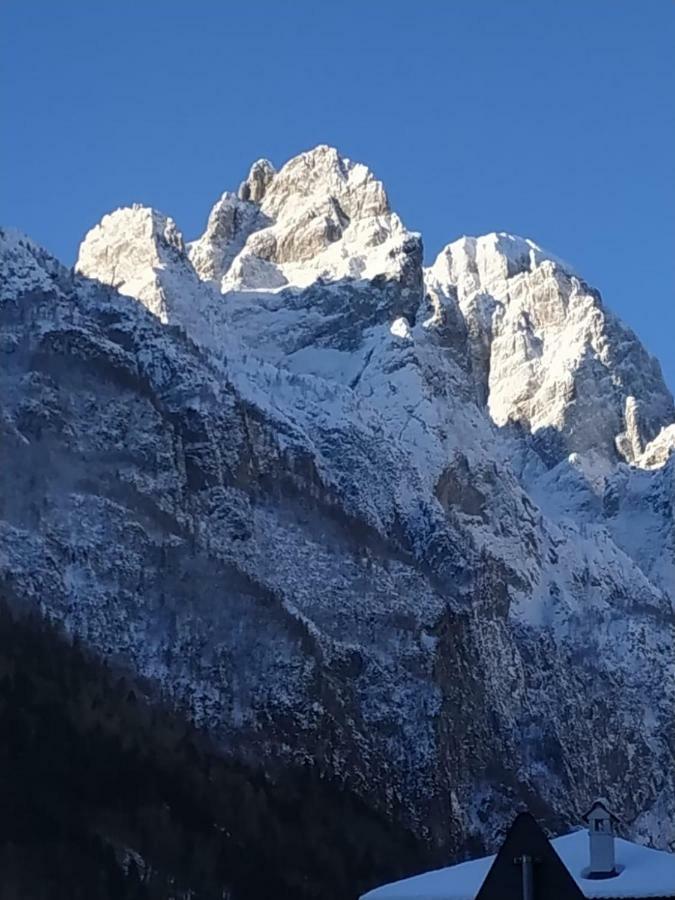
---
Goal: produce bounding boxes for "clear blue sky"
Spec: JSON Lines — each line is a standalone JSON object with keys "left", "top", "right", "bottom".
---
{"left": 2, "top": 1, "right": 673, "bottom": 391}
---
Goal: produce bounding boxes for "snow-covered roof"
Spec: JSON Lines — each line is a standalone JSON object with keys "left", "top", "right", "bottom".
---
{"left": 361, "top": 830, "right": 675, "bottom": 900}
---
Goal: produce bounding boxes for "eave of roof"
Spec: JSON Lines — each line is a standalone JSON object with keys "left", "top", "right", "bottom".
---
{"left": 361, "top": 831, "right": 675, "bottom": 900}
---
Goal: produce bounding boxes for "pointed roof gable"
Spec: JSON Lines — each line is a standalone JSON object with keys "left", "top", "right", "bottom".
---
{"left": 582, "top": 799, "right": 621, "bottom": 824}
{"left": 475, "top": 812, "right": 586, "bottom": 900}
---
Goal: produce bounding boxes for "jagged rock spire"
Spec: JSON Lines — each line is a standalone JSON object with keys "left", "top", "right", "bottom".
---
{"left": 238, "top": 158, "right": 275, "bottom": 203}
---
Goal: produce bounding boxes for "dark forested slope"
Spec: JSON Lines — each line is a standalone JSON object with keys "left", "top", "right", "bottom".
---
{"left": 0, "top": 600, "right": 433, "bottom": 900}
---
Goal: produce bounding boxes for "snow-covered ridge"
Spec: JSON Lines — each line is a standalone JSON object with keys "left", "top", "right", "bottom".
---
{"left": 0, "top": 226, "right": 69, "bottom": 302}
{"left": 2, "top": 146, "right": 674, "bottom": 855}
{"left": 74, "top": 146, "right": 674, "bottom": 475}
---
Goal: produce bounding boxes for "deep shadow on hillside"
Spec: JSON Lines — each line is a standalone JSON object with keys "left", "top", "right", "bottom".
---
{"left": 0, "top": 599, "right": 436, "bottom": 900}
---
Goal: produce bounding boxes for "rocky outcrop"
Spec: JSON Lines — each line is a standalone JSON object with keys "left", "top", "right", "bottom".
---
{"left": 639, "top": 424, "right": 675, "bottom": 469}
{"left": 76, "top": 205, "right": 223, "bottom": 349}
{"left": 1, "top": 147, "right": 674, "bottom": 857}
{"left": 188, "top": 191, "right": 268, "bottom": 288}
{"left": 198, "top": 144, "right": 420, "bottom": 293}
{"left": 238, "top": 158, "right": 275, "bottom": 203}
{"left": 427, "top": 233, "right": 674, "bottom": 466}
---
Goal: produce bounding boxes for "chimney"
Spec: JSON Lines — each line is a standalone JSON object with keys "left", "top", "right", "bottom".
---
{"left": 583, "top": 798, "right": 617, "bottom": 878}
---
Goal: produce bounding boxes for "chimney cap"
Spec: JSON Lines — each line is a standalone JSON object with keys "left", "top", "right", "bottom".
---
{"left": 582, "top": 798, "right": 621, "bottom": 825}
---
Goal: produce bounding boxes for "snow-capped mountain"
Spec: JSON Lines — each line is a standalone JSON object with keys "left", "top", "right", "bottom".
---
{"left": 1, "top": 146, "right": 674, "bottom": 856}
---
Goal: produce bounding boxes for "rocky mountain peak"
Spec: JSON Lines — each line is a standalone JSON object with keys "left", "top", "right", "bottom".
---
{"left": 238, "top": 158, "right": 276, "bottom": 203}
{"left": 75, "top": 205, "right": 221, "bottom": 345}
{"left": 76, "top": 206, "right": 188, "bottom": 319}
{"left": 69, "top": 155, "right": 673, "bottom": 475}
{"left": 429, "top": 232, "right": 561, "bottom": 297}
{"left": 0, "top": 227, "right": 68, "bottom": 302}
{"left": 258, "top": 144, "right": 390, "bottom": 222}
{"left": 192, "top": 145, "right": 418, "bottom": 292}
{"left": 427, "top": 232, "right": 674, "bottom": 467}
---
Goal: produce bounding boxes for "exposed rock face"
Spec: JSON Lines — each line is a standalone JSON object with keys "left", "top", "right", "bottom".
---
{"left": 76, "top": 205, "right": 222, "bottom": 348}
{"left": 217, "top": 144, "right": 419, "bottom": 293}
{"left": 640, "top": 425, "right": 675, "bottom": 470}
{"left": 238, "top": 157, "right": 276, "bottom": 203}
{"left": 427, "top": 233, "right": 674, "bottom": 466}
{"left": 1, "top": 147, "right": 674, "bottom": 857}
{"left": 77, "top": 205, "right": 188, "bottom": 319}
{"left": 187, "top": 192, "right": 267, "bottom": 288}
